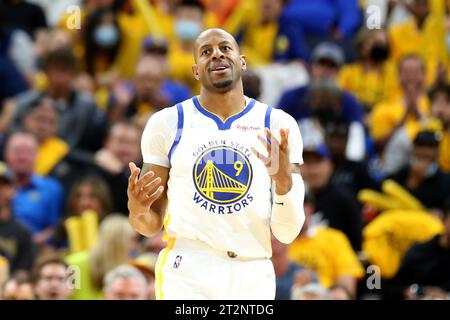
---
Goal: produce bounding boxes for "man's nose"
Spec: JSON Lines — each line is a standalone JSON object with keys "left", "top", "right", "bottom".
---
{"left": 211, "top": 47, "right": 224, "bottom": 60}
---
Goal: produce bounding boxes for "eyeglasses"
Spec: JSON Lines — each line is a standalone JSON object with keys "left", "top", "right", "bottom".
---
{"left": 40, "top": 275, "right": 67, "bottom": 283}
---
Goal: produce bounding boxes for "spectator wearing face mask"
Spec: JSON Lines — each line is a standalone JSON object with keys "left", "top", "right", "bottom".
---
{"left": 83, "top": 7, "right": 122, "bottom": 83}
{"left": 338, "top": 27, "right": 400, "bottom": 111}
{"left": 167, "top": 0, "right": 213, "bottom": 94}
{"left": 386, "top": 130, "right": 450, "bottom": 212}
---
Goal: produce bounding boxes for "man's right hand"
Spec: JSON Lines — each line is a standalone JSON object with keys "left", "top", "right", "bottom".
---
{"left": 127, "top": 162, "right": 164, "bottom": 220}
{"left": 404, "top": 83, "right": 421, "bottom": 119}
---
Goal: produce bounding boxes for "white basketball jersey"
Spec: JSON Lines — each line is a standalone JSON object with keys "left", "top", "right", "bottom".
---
{"left": 141, "top": 96, "right": 303, "bottom": 258}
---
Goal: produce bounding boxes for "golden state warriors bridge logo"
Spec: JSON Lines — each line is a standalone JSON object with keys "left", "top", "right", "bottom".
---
{"left": 193, "top": 145, "right": 253, "bottom": 214}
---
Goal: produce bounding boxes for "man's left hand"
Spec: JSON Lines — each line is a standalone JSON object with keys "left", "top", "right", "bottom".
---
{"left": 252, "top": 128, "right": 292, "bottom": 195}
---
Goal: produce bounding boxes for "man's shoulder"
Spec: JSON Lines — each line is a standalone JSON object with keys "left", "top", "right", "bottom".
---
{"left": 142, "top": 100, "right": 194, "bottom": 134}
{"left": 157, "top": 98, "right": 194, "bottom": 115}
{"left": 0, "top": 218, "right": 32, "bottom": 236}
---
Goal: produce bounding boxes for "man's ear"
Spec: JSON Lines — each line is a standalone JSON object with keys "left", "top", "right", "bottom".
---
{"left": 192, "top": 64, "right": 200, "bottom": 81}
{"left": 240, "top": 55, "right": 247, "bottom": 71}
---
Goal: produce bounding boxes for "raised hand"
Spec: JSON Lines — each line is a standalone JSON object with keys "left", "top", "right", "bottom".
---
{"left": 127, "top": 162, "right": 164, "bottom": 219}
{"left": 251, "top": 128, "right": 293, "bottom": 195}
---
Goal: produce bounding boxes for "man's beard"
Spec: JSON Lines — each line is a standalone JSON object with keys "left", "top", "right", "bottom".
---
{"left": 212, "top": 79, "right": 233, "bottom": 89}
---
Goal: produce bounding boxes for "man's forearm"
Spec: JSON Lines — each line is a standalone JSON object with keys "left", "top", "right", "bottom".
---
{"left": 271, "top": 173, "right": 305, "bottom": 244}
{"left": 129, "top": 209, "right": 164, "bottom": 237}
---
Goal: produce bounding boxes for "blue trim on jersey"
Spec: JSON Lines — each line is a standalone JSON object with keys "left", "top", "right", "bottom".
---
{"left": 192, "top": 96, "right": 256, "bottom": 130}
{"left": 265, "top": 105, "right": 273, "bottom": 144}
{"left": 168, "top": 103, "right": 184, "bottom": 161}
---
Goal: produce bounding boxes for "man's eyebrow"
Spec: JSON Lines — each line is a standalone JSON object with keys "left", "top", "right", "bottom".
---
{"left": 198, "top": 41, "right": 234, "bottom": 52}
{"left": 198, "top": 44, "right": 211, "bottom": 52}
{"left": 219, "top": 40, "right": 233, "bottom": 47}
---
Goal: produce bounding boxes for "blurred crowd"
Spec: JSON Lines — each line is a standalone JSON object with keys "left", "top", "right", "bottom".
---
{"left": 0, "top": 0, "right": 450, "bottom": 300}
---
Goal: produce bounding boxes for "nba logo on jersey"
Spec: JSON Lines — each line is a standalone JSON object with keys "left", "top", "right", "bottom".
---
{"left": 173, "top": 255, "right": 183, "bottom": 269}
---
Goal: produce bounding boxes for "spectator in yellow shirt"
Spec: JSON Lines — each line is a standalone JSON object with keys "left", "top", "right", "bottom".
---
{"left": 288, "top": 191, "right": 365, "bottom": 297}
{"left": 167, "top": 0, "right": 218, "bottom": 94}
{"left": 19, "top": 95, "right": 69, "bottom": 177}
{"left": 383, "top": 83, "right": 450, "bottom": 175}
{"left": 370, "top": 54, "right": 430, "bottom": 151}
{"left": 428, "top": 84, "right": 450, "bottom": 172}
{"left": 66, "top": 214, "right": 138, "bottom": 300}
{"left": 338, "top": 28, "right": 400, "bottom": 111}
{"left": 82, "top": 8, "right": 122, "bottom": 83}
{"left": 238, "top": 0, "right": 309, "bottom": 66}
{"left": 388, "top": 0, "right": 447, "bottom": 87}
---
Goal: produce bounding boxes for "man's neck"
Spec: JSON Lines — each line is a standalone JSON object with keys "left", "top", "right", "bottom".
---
{"left": 414, "top": 17, "right": 426, "bottom": 30}
{"left": 198, "top": 83, "right": 246, "bottom": 121}
{"left": 15, "top": 173, "right": 33, "bottom": 188}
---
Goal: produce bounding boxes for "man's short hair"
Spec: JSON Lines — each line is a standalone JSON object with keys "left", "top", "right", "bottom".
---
{"left": 43, "top": 48, "right": 78, "bottom": 71}
{"left": 107, "top": 119, "right": 140, "bottom": 137}
{"left": 413, "top": 130, "right": 440, "bottom": 148}
{"left": 428, "top": 84, "right": 450, "bottom": 103}
{"left": 291, "top": 283, "right": 331, "bottom": 300}
{"left": 177, "top": 0, "right": 205, "bottom": 11}
{"left": 103, "top": 264, "right": 147, "bottom": 292}
{"left": 32, "top": 254, "right": 68, "bottom": 283}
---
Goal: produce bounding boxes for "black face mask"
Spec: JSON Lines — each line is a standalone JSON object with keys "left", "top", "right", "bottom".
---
{"left": 369, "top": 44, "right": 390, "bottom": 62}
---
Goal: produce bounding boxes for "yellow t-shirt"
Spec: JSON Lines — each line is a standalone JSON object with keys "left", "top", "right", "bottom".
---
{"left": 363, "top": 209, "right": 444, "bottom": 279}
{"left": 388, "top": 12, "right": 447, "bottom": 88}
{"left": 337, "top": 61, "right": 400, "bottom": 109}
{"left": 369, "top": 95, "right": 430, "bottom": 141}
{"left": 114, "top": 12, "right": 152, "bottom": 79}
{"left": 65, "top": 251, "right": 103, "bottom": 300}
{"left": 0, "top": 255, "right": 8, "bottom": 286}
{"left": 439, "top": 131, "right": 450, "bottom": 173}
{"left": 35, "top": 137, "right": 70, "bottom": 176}
{"left": 168, "top": 43, "right": 200, "bottom": 95}
{"left": 241, "top": 21, "right": 278, "bottom": 66}
{"left": 288, "top": 227, "right": 364, "bottom": 288}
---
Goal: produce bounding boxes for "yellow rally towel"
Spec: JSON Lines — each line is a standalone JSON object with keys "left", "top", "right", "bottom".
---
{"left": 65, "top": 210, "right": 99, "bottom": 254}
{"left": 363, "top": 210, "right": 443, "bottom": 278}
{"left": 35, "top": 137, "right": 69, "bottom": 176}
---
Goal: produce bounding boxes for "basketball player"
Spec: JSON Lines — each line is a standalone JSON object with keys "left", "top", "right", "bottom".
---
{"left": 128, "top": 28, "right": 305, "bottom": 300}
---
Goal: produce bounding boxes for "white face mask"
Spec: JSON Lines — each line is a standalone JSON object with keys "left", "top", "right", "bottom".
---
{"left": 94, "top": 24, "right": 119, "bottom": 48}
{"left": 174, "top": 19, "right": 202, "bottom": 41}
